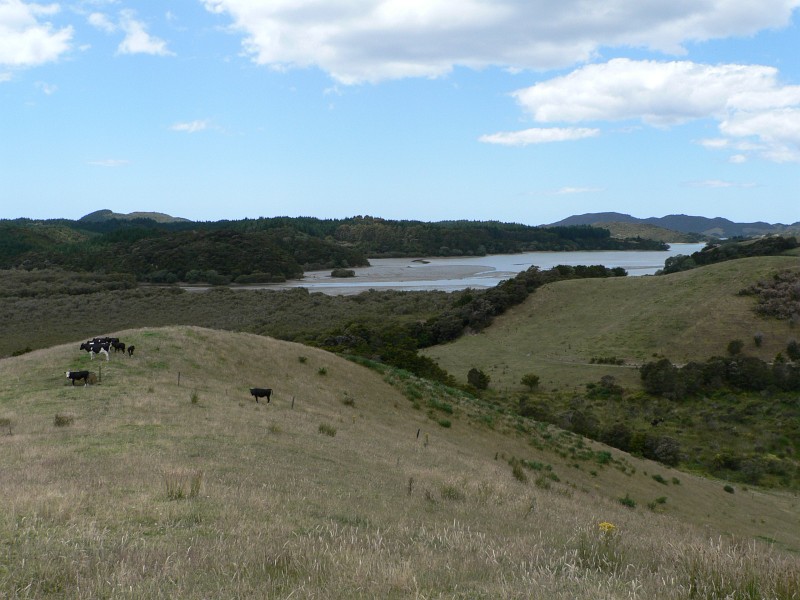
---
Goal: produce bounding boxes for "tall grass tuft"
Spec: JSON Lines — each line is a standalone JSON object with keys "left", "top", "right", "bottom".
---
{"left": 53, "top": 413, "right": 74, "bottom": 427}
{"left": 164, "top": 469, "right": 204, "bottom": 500}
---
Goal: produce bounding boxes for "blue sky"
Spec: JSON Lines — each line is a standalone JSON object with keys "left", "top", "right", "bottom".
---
{"left": 1, "top": 0, "right": 799, "bottom": 225}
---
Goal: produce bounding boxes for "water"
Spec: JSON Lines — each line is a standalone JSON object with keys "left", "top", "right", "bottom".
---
{"left": 215, "top": 242, "right": 706, "bottom": 295}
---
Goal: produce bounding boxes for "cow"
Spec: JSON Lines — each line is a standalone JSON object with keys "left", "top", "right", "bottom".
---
{"left": 249, "top": 388, "right": 272, "bottom": 403}
{"left": 66, "top": 370, "right": 91, "bottom": 386}
{"left": 111, "top": 341, "right": 126, "bottom": 353}
{"left": 127, "top": 345, "right": 135, "bottom": 357}
{"left": 80, "top": 341, "right": 110, "bottom": 361}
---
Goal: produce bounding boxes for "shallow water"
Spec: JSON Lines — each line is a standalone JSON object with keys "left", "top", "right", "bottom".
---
{"left": 192, "top": 242, "right": 706, "bottom": 295}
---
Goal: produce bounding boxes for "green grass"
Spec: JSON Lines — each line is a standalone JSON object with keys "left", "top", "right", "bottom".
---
{"left": 1, "top": 325, "right": 799, "bottom": 597}
{"left": 424, "top": 256, "right": 800, "bottom": 391}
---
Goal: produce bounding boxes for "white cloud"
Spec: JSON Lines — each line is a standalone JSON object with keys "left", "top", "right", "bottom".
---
{"left": 498, "top": 58, "right": 800, "bottom": 162}
{"left": 88, "top": 11, "right": 116, "bottom": 33}
{"left": 511, "top": 59, "right": 798, "bottom": 126}
{"left": 686, "top": 179, "right": 757, "bottom": 188}
{"left": 0, "top": 0, "right": 73, "bottom": 67}
{"left": 35, "top": 80, "right": 56, "bottom": 94}
{"left": 170, "top": 119, "right": 210, "bottom": 133}
{"left": 88, "top": 158, "right": 130, "bottom": 167}
{"left": 202, "top": 0, "right": 800, "bottom": 83}
{"left": 117, "top": 9, "right": 173, "bottom": 56}
{"left": 479, "top": 127, "right": 599, "bottom": 145}
{"left": 553, "top": 187, "right": 603, "bottom": 195}
{"left": 0, "top": 71, "right": 11, "bottom": 82}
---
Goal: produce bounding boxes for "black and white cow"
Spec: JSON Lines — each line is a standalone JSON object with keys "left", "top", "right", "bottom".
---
{"left": 66, "top": 370, "right": 91, "bottom": 386}
{"left": 80, "top": 341, "right": 110, "bottom": 361}
{"left": 249, "top": 388, "right": 272, "bottom": 403}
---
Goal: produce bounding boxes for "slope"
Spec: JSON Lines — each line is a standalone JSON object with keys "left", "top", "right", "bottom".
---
{"left": 423, "top": 256, "right": 800, "bottom": 392}
{"left": 1, "top": 326, "right": 798, "bottom": 598}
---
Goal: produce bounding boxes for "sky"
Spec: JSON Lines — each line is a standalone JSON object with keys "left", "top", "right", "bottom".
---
{"left": 1, "top": 0, "right": 800, "bottom": 226}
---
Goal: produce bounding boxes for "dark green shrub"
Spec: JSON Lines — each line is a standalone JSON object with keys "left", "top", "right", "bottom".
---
{"left": 723, "top": 484, "right": 735, "bottom": 494}
{"left": 467, "top": 368, "right": 490, "bottom": 390}
{"left": 618, "top": 494, "right": 636, "bottom": 508}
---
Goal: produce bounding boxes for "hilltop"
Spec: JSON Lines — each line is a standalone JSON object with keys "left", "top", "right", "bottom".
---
{"left": 1, "top": 326, "right": 798, "bottom": 597}
{"left": 550, "top": 212, "right": 800, "bottom": 238}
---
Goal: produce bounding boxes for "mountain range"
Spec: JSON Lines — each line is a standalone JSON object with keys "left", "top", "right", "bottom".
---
{"left": 548, "top": 212, "right": 800, "bottom": 238}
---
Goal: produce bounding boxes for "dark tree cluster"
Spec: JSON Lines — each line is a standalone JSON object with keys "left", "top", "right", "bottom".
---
{"left": 661, "top": 235, "right": 799, "bottom": 274}
{"left": 640, "top": 354, "right": 800, "bottom": 399}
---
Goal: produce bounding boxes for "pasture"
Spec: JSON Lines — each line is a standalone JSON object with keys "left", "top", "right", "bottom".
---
{"left": 1, "top": 326, "right": 799, "bottom": 598}
{"left": 424, "top": 256, "right": 800, "bottom": 392}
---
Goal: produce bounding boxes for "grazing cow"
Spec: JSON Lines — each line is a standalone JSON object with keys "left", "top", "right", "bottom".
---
{"left": 111, "top": 340, "right": 126, "bottom": 353}
{"left": 127, "top": 345, "right": 135, "bottom": 357}
{"left": 80, "top": 341, "right": 110, "bottom": 361}
{"left": 66, "top": 370, "right": 91, "bottom": 386}
{"left": 249, "top": 388, "right": 272, "bottom": 403}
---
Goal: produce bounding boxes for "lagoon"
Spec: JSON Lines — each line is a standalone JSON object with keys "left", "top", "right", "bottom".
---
{"left": 224, "top": 242, "right": 706, "bottom": 295}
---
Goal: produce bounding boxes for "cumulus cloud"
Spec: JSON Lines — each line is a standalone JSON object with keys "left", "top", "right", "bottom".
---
{"left": 491, "top": 58, "right": 800, "bottom": 162}
{"left": 170, "top": 119, "right": 210, "bottom": 133}
{"left": 88, "top": 11, "right": 116, "bottom": 33}
{"left": 117, "top": 9, "right": 173, "bottom": 56}
{"left": 479, "top": 127, "right": 599, "bottom": 145}
{"left": 0, "top": 0, "right": 73, "bottom": 67}
{"left": 201, "top": 0, "right": 800, "bottom": 83}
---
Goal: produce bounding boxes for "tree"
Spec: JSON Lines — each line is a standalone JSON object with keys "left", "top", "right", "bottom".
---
{"left": 520, "top": 373, "right": 540, "bottom": 391}
{"left": 467, "top": 368, "right": 490, "bottom": 390}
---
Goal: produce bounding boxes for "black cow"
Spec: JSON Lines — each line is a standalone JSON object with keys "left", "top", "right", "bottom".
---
{"left": 66, "top": 370, "right": 91, "bottom": 386}
{"left": 111, "top": 341, "right": 126, "bottom": 353}
{"left": 250, "top": 388, "right": 272, "bottom": 403}
{"left": 80, "top": 341, "right": 110, "bottom": 361}
{"left": 127, "top": 345, "right": 135, "bottom": 357}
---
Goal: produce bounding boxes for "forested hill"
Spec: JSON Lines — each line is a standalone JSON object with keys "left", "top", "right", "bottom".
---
{"left": 0, "top": 215, "right": 666, "bottom": 284}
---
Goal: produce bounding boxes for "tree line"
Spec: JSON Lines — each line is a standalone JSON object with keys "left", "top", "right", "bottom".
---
{"left": 1, "top": 216, "right": 665, "bottom": 284}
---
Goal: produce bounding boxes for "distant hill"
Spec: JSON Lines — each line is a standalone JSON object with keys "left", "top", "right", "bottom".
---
{"left": 79, "top": 209, "right": 192, "bottom": 223}
{"left": 549, "top": 212, "right": 800, "bottom": 238}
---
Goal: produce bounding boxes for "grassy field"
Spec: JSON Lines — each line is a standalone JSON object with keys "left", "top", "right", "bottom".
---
{"left": 423, "top": 256, "right": 800, "bottom": 392}
{"left": 1, "top": 326, "right": 799, "bottom": 598}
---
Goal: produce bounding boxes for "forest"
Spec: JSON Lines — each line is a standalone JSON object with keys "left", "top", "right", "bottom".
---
{"left": 0, "top": 215, "right": 666, "bottom": 284}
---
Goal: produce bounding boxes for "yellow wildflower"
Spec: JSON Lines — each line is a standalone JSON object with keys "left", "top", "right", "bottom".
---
{"left": 598, "top": 521, "right": 616, "bottom": 534}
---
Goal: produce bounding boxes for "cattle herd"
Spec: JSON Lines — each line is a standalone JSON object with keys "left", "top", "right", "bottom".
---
{"left": 66, "top": 335, "right": 271, "bottom": 402}
{"left": 66, "top": 337, "right": 135, "bottom": 387}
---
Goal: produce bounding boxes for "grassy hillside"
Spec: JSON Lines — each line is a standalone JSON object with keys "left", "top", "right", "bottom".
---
{"left": 1, "top": 326, "right": 799, "bottom": 598}
{"left": 424, "top": 256, "right": 800, "bottom": 392}
{"left": 600, "top": 221, "right": 704, "bottom": 243}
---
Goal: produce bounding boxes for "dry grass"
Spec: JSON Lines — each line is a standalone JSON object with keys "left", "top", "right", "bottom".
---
{"left": 1, "top": 326, "right": 799, "bottom": 598}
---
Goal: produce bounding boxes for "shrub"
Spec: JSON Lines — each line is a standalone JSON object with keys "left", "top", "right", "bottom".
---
{"left": 520, "top": 373, "right": 540, "bottom": 390}
{"left": 318, "top": 367, "right": 328, "bottom": 376}
{"left": 723, "top": 484, "right": 735, "bottom": 494}
{"left": 437, "top": 418, "right": 452, "bottom": 428}
{"left": 467, "top": 367, "right": 490, "bottom": 390}
{"left": 727, "top": 339, "right": 744, "bottom": 356}
{"left": 652, "top": 474, "right": 668, "bottom": 485}
{"left": 787, "top": 339, "right": 800, "bottom": 361}
{"left": 0, "top": 417, "right": 12, "bottom": 435}
{"left": 330, "top": 268, "right": 355, "bottom": 278}
{"left": 298, "top": 356, "right": 307, "bottom": 363}
{"left": 618, "top": 494, "right": 636, "bottom": 508}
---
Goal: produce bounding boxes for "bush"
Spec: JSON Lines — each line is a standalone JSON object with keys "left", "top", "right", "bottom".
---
{"left": 330, "top": 268, "right": 356, "bottom": 278}
{"left": 467, "top": 368, "right": 490, "bottom": 390}
{"left": 54, "top": 413, "right": 75, "bottom": 427}
{"left": 723, "top": 484, "right": 735, "bottom": 494}
{"left": 727, "top": 339, "right": 744, "bottom": 356}
{"left": 618, "top": 494, "right": 636, "bottom": 508}
{"left": 520, "top": 373, "right": 540, "bottom": 390}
